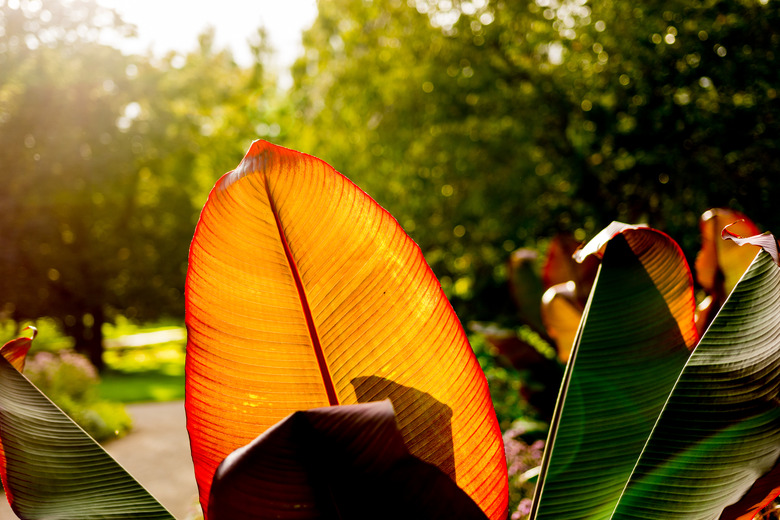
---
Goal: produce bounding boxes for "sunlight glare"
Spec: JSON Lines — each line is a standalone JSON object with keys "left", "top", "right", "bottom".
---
{"left": 95, "top": 0, "right": 318, "bottom": 86}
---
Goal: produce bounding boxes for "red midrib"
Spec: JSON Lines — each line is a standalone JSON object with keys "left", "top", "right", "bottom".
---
{"left": 265, "top": 181, "right": 339, "bottom": 406}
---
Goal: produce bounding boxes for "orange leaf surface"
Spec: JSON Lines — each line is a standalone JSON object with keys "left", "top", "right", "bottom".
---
{"left": 541, "top": 233, "right": 599, "bottom": 307}
{"left": 185, "top": 141, "right": 507, "bottom": 519}
{"left": 540, "top": 282, "right": 582, "bottom": 362}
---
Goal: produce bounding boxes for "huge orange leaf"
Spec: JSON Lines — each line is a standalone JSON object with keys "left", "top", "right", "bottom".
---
{"left": 185, "top": 140, "right": 507, "bottom": 518}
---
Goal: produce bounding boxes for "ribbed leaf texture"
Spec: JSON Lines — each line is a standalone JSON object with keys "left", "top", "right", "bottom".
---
{"left": 531, "top": 226, "right": 698, "bottom": 520}
{"left": 185, "top": 140, "right": 507, "bottom": 518}
{"left": 208, "top": 400, "right": 489, "bottom": 520}
{"left": 612, "top": 249, "right": 780, "bottom": 519}
{"left": 0, "top": 348, "right": 174, "bottom": 519}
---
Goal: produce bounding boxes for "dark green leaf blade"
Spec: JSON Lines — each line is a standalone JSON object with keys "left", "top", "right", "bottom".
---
{"left": 0, "top": 355, "right": 174, "bottom": 519}
{"left": 531, "top": 228, "right": 697, "bottom": 520}
{"left": 612, "top": 250, "right": 780, "bottom": 520}
{"left": 208, "top": 400, "right": 489, "bottom": 520}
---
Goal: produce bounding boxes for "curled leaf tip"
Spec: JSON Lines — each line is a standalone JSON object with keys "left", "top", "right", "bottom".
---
{"left": 0, "top": 327, "right": 38, "bottom": 372}
{"left": 721, "top": 223, "right": 780, "bottom": 266}
{"left": 511, "top": 249, "right": 538, "bottom": 266}
{"left": 22, "top": 325, "right": 38, "bottom": 340}
{"left": 234, "top": 139, "right": 272, "bottom": 178}
{"left": 573, "top": 221, "right": 648, "bottom": 263}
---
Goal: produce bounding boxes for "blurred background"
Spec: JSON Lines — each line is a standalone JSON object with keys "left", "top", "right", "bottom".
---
{"left": 0, "top": 0, "right": 779, "bottom": 517}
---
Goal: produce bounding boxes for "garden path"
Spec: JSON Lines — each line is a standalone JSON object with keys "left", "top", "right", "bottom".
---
{"left": 0, "top": 400, "right": 201, "bottom": 520}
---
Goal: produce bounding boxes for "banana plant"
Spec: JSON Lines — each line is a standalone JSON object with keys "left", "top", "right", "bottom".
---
{"left": 1, "top": 139, "right": 778, "bottom": 520}
{"left": 185, "top": 140, "right": 508, "bottom": 519}
{"left": 529, "top": 222, "right": 780, "bottom": 520}
{"left": 0, "top": 140, "right": 508, "bottom": 519}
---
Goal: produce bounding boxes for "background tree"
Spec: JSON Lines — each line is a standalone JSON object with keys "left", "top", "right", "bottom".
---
{"left": 0, "top": 0, "right": 145, "bottom": 369}
{"left": 2, "top": 0, "right": 777, "bottom": 367}
{"left": 0, "top": 1, "right": 276, "bottom": 369}
{"left": 492, "top": 0, "right": 780, "bottom": 255}
{"left": 286, "top": 0, "right": 780, "bottom": 323}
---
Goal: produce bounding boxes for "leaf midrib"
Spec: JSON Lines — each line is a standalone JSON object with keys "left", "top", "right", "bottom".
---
{"left": 264, "top": 178, "right": 339, "bottom": 406}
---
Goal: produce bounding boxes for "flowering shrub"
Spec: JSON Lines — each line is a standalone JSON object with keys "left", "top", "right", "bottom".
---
{"left": 503, "top": 423, "right": 545, "bottom": 520}
{"left": 24, "top": 350, "right": 131, "bottom": 441}
{"left": 25, "top": 350, "right": 98, "bottom": 399}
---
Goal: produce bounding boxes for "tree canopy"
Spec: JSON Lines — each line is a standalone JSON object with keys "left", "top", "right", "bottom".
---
{"left": 286, "top": 0, "right": 780, "bottom": 320}
{"left": 1, "top": 0, "right": 778, "bottom": 365}
{"left": 0, "top": 0, "right": 277, "bottom": 367}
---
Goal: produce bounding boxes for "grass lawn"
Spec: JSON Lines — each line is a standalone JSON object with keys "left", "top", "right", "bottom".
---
{"left": 1, "top": 316, "right": 188, "bottom": 404}
{"left": 98, "top": 340, "right": 186, "bottom": 404}
{"left": 99, "top": 369, "right": 185, "bottom": 403}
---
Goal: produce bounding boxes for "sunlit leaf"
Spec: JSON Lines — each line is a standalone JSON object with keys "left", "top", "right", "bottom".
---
{"left": 721, "top": 223, "right": 779, "bottom": 266}
{"left": 541, "top": 233, "right": 599, "bottom": 307}
{"left": 540, "top": 281, "right": 582, "bottom": 362}
{"left": 720, "top": 463, "right": 780, "bottom": 520}
{"left": 208, "top": 400, "right": 489, "bottom": 520}
{"left": 612, "top": 250, "right": 780, "bottom": 519}
{"left": 0, "top": 326, "right": 36, "bottom": 372}
{"left": 0, "top": 339, "right": 174, "bottom": 519}
{"left": 694, "top": 208, "right": 761, "bottom": 297}
{"left": 694, "top": 210, "right": 770, "bottom": 336}
{"left": 186, "top": 140, "right": 507, "bottom": 518}
{"left": 531, "top": 225, "right": 698, "bottom": 520}
{"left": 571, "top": 222, "right": 647, "bottom": 262}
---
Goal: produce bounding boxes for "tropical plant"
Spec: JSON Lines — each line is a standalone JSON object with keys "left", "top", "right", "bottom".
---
{"left": 529, "top": 222, "right": 780, "bottom": 520}
{"left": 474, "top": 213, "right": 780, "bottom": 519}
{"left": 1, "top": 141, "right": 779, "bottom": 520}
{"left": 184, "top": 140, "right": 507, "bottom": 518}
{"left": 289, "top": 0, "right": 780, "bottom": 328}
{"left": 0, "top": 141, "right": 507, "bottom": 520}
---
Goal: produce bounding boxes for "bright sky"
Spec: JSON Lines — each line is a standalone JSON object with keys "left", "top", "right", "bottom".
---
{"left": 95, "top": 0, "right": 319, "bottom": 87}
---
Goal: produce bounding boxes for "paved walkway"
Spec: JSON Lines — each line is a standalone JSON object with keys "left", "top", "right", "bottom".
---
{"left": 1, "top": 400, "right": 201, "bottom": 520}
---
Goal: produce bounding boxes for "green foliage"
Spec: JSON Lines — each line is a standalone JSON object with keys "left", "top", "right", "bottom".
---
{"left": 100, "top": 342, "right": 185, "bottom": 403}
{"left": 1, "top": 0, "right": 780, "bottom": 516}
{"left": 4, "top": 0, "right": 779, "bottom": 367}
{"left": 102, "top": 316, "right": 184, "bottom": 340}
{"left": 0, "top": 1, "right": 277, "bottom": 369}
{"left": 0, "top": 354, "right": 173, "bottom": 519}
{"left": 286, "top": 0, "right": 780, "bottom": 324}
{"left": 530, "top": 227, "right": 780, "bottom": 520}
{"left": 469, "top": 333, "right": 528, "bottom": 431}
{"left": 98, "top": 369, "right": 185, "bottom": 404}
{"left": 0, "top": 318, "right": 74, "bottom": 352}
{"left": 24, "top": 350, "right": 132, "bottom": 441}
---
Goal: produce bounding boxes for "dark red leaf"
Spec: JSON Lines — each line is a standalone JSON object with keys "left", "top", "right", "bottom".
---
{"left": 208, "top": 400, "right": 489, "bottom": 520}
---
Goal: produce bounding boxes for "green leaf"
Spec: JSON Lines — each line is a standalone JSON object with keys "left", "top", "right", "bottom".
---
{"left": 208, "top": 400, "right": 489, "bottom": 520}
{"left": 611, "top": 250, "right": 780, "bottom": 519}
{"left": 531, "top": 227, "right": 698, "bottom": 520}
{"left": 0, "top": 354, "right": 174, "bottom": 519}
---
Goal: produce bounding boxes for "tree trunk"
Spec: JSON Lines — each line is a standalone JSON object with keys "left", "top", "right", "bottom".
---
{"left": 69, "top": 307, "right": 106, "bottom": 372}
